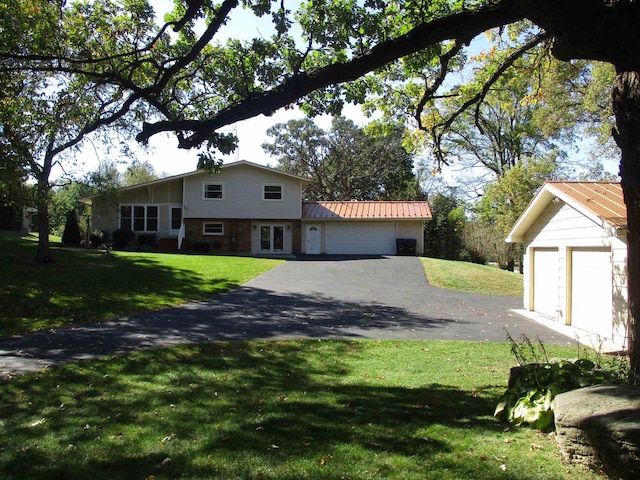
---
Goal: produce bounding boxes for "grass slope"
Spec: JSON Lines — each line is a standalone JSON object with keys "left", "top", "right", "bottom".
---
{"left": 421, "top": 257, "right": 524, "bottom": 296}
{"left": 0, "top": 340, "right": 603, "bottom": 480}
{"left": 0, "top": 233, "right": 282, "bottom": 336}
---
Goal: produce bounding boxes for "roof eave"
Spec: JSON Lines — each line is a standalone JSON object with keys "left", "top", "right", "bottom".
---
{"left": 505, "top": 188, "right": 555, "bottom": 243}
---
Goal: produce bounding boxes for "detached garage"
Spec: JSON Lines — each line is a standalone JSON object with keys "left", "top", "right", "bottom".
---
{"left": 506, "top": 182, "right": 628, "bottom": 351}
{"left": 302, "top": 201, "right": 431, "bottom": 255}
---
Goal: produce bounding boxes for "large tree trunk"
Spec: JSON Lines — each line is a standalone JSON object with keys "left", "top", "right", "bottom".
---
{"left": 612, "top": 70, "right": 640, "bottom": 384}
{"left": 34, "top": 174, "right": 53, "bottom": 263}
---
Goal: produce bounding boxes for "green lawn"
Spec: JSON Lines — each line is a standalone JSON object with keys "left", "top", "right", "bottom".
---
{"left": 0, "top": 339, "right": 603, "bottom": 480}
{"left": 0, "top": 234, "right": 605, "bottom": 478}
{"left": 421, "top": 257, "right": 524, "bottom": 296}
{"left": 0, "top": 233, "right": 283, "bottom": 336}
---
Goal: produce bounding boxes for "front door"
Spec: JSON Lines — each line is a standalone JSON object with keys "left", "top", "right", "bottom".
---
{"left": 170, "top": 206, "right": 182, "bottom": 236}
{"left": 259, "top": 225, "right": 284, "bottom": 253}
{"left": 306, "top": 224, "right": 321, "bottom": 254}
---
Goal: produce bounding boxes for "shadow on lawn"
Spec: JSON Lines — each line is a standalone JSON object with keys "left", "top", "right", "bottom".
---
{"left": 0, "top": 341, "right": 523, "bottom": 480}
{"left": 0, "top": 282, "right": 465, "bottom": 375}
{"left": 0, "top": 244, "right": 240, "bottom": 335}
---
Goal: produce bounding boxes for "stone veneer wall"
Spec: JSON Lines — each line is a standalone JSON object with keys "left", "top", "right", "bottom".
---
{"left": 291, "top": 220, "right": 301, "bottom": 255}
{"left": 183, "top": 219, "right": 302, "bottom": 254}
{"left": 184, "top": 218, "right": 252, "bottom": 254}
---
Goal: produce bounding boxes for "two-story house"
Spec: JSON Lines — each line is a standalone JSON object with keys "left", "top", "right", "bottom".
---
{"left": 84, "top": 160, "right": 431, "bottom": 256}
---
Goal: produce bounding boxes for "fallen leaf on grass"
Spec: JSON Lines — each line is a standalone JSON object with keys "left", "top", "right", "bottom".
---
{"left": 28, "top": 418, "right": 45, "bottom": 427}
{"left": 319, "top": 455, "right": 333, "bottom": 466}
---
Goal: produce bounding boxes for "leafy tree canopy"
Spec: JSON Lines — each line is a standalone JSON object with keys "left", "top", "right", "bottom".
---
{"left": 263, "top": 116, "right": 423, "bottom": 201}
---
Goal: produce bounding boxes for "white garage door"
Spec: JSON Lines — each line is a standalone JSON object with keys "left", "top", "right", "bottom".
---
{"left": 571, "top": 248, "right": 612, "bottom": 338}
{"left": 533, "top": 248, "right": 559, "bottom": 318}
{"left": 327, "top": 222, "right": 397, "bottom": 255}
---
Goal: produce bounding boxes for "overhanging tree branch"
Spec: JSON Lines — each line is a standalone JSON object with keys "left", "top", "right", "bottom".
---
{"left": 137, "top": 0, "right": 526, "bottom": 148}
{"left": 426, "top": 31, "right": 549, "bottom": 165}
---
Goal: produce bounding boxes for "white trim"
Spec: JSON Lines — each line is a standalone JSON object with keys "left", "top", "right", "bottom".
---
{"left": 170, "top": 205, "right": 182, "bottom": 235}
{"left": 203, "top": 221, "right": 224, "bottom": 235}
{"left": 202, "top": 182, "right": 225, "bottom": 200}
{"left": 507, "top": 183, "right": 619, "bottom": 243}
{"left": 258, "top": 224, "right": 285, "bottom": 253}
{"left": 119, "top": 204, "right": 160, "bottom": 233}
{"left": 262, "top": 183, "right": 283, "bottom": 201}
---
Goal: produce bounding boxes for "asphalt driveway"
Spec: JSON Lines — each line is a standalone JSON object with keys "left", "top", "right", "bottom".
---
{"left": 0, "top": 255, "right": 572, "bottom": 377}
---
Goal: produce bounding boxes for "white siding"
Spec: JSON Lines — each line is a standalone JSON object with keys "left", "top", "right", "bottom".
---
{"left": 91, "top": 179, "right": 183, "bottom": 237}
{"left": 91, "top": 196, "right": 119, "bottom": 234}
{"left": 612, "top": 237, "right": 629, "bottom": 348}
{"left": 520, "top": 199, "right": 628, "bottom": 349}
{"left": 523, "top": 201, "right": 608, "bottom": 247}
{"left": 183, "top": 165, "right": 302, "bottom": 219}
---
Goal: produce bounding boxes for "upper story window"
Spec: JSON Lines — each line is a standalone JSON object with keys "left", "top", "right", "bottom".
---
{"left": 120, "top": 205, "right": 158, "bottom": 232}
{"left": 263, "top": 184, "right": 283, "bottom": 201}
{"left": 203, "top": 183, "right": 224, "bottom": 200}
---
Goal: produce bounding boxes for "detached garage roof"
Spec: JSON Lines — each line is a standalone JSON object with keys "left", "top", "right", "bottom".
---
{"left": 507, "top": 181, "right": 626, "bottom": 242}
{"left": 302, "top": 201, "right": 432, "bottom": 220}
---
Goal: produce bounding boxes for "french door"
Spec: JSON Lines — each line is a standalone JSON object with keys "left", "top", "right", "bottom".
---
{"left": 259, "top": 225, "right": 284, "bottom": 253}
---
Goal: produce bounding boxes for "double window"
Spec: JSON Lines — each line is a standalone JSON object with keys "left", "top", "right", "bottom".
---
{"left": 120, "top": 205, "right": 158, "bottom": 232}
{"left": 263, "top": 184, "right": 283, "bottom": 201}
{"left": 203, "top": 183, "right": 224, "bottom": 199}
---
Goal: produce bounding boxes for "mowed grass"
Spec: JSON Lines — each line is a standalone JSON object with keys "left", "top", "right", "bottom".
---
{"left": 421, "top": 257, "right": 524, "bottom": 296}
{"left": 0, "top": 233, "right": 283, "bottom": 336}
{"left": 0, "top": 339, "right": 603, "bottom": 480}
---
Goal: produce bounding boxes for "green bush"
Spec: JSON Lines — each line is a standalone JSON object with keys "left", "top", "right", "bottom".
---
{"left": 61, "top": 210, "right": 82, "bottom": 245}
{"left": 137, "top": 233, "right": 157, "bottom": 248}
{"left": 494, "top": 333, "right": 629, "bottom": 431}
{"left": 494, "top": 358, "right": 606, "bottom": 431}
{"left": 89, "top": 230, "right": 106, "bottom": 248}
{"left": 192, "top": 240, "right": 210, "bottom": 253}
{"left": 112, "top": 229, "right": 135, "bottom": 249}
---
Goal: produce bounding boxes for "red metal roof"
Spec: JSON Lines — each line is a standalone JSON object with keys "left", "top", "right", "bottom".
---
{"left": 548, "top": 182, "right": 626, "bottom": 229}
{"left": 302, "top": 201, "right": 432, "bottom": 220}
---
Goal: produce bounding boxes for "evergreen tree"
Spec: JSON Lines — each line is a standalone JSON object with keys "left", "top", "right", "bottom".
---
{"left": 61, "top": 210, "right": 81, "bottom": 246}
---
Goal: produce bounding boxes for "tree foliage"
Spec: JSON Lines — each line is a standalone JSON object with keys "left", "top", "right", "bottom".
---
{"left": 422, "top": 191, "right": 467, "bottom": 261}
{"left": 263, "top": 117, "right": 423, "bottom": 201}
{"left": 0, "top": 0, "right": 157, "bottom": 261}
{"left": 61, "top": 209, "right": 82, "bottom": 246}
{"left": 122, "top": 160, "right": 159, "bottom": 186}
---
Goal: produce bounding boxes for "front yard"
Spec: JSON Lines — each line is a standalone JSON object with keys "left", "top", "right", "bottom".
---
{"left": 0, "top": 233, "right": 282, "bottom": 337}
{"left": 0, "top": 340, "right": 603, "bottom": 480}
{"left": 1, "top": 235, "right": 607, "bottom": 478}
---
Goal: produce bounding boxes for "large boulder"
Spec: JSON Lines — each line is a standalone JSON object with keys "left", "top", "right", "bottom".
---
{"left": 554, "top": 384, "right": 640, "bottom": 480}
